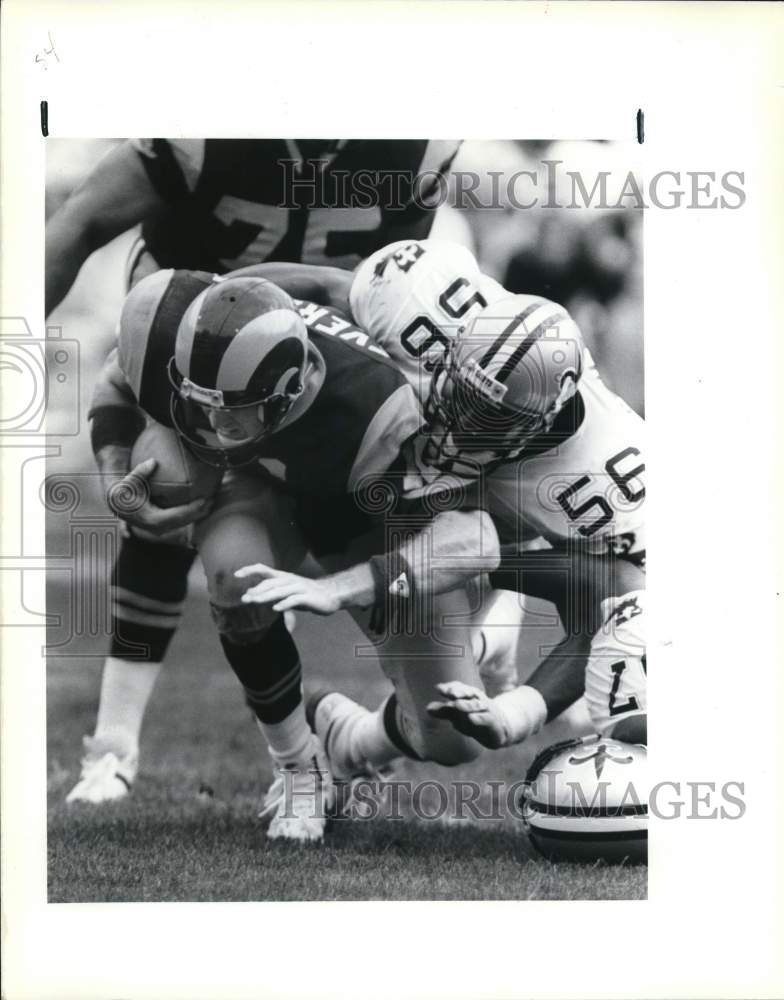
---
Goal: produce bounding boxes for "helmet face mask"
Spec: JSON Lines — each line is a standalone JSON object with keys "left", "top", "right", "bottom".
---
{"left": 424, "top": 353, "right": 546, "bottom": 476}
{"left": 167, "top": 277, "right": 308, "bottom": 469}
{"left": 169, "top": 359, "right": 305, "bottom": 469}
{"left": 422, "top": 298, "right": 584, "bottom": 477}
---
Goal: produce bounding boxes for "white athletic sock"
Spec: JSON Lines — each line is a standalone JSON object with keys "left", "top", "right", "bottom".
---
{"left": 257, "top": 699, "right": 315, "bottom": 768}
{"left": 93, "top": 656, "right": 163, "bottom": 751}
{"left": 350, "top": 706, "right": 400, "bottom": 770}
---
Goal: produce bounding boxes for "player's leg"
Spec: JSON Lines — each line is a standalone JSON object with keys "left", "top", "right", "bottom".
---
{"left": 68, "top": 251, "right": 187, "bottom": 804}
{"left": 469, "top": 583, "right": 525, "bottom": 697}
{"left": 195, "top": 474, "right": 333, "bottom": 841}
{"left": 288, "top": 504, "right": 487, "bottom": 776}
{"left": 312, "top": 528, "right": 487, "bottom": 773}
{"left": 66, "top": 530, "right": 196, "bottom": 803}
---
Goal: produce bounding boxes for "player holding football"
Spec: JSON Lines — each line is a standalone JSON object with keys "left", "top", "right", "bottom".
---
{"left": 237, "top": 238, "right": 646, "bottom": 779}
{"left": 57, "top": 140, "right": 461, "bottom": 806}
{"left": 83, "top": 270, "right": 500, "bottom": 839}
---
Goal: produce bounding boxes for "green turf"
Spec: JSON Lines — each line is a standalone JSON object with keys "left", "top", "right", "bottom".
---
{"left": 47, "top": 565, "right": 647, "bottom": 903}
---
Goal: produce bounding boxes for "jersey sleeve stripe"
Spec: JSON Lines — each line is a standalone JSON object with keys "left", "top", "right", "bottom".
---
{"left": 347, "top": 384, "right": 424, "bottom": 492}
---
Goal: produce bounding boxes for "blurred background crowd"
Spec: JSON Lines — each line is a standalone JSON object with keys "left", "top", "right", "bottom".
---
{"left": 432, "top": 140, "right": 643, "bottom": 415}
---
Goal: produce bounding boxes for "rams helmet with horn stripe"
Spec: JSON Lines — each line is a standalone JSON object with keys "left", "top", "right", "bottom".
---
{"left": 169, "top": 276, "right": 309, "bottom": 467}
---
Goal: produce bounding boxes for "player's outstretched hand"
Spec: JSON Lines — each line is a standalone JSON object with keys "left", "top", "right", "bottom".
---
{"left": 426, "top": 681, "right": 509, "bottom": 750}
{"left": 236, "top": 564, "right": 342, "bottom": 616}
{"left": 106, "top": 458, "right": 212, "bottom": 536}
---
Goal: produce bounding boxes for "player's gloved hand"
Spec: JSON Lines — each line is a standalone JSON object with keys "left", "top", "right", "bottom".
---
{"left": 105, "top": 458, "right": 211, "bottom": 537}
{"left": 426, "top": 681, "right": 510, "bottom": 750}
{"left": 236, "top": 564, "right": 343, "bottom": 616}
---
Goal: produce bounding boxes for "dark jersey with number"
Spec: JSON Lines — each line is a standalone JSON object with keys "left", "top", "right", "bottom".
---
{"left": 131, "top": 139, "right": 461, "bottom": 273}
{"left": 117, "top": 270, "right": 423, "bottom": 505}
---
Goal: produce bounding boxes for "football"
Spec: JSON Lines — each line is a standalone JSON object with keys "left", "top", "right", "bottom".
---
{"left": 130, "top": 422, "right": 222, "bottom": 508}
{"left": 520, "top": 735, "right": 647, "bottom": 864}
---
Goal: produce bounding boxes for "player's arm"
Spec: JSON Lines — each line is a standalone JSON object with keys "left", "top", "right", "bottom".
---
{"left": 89, "top": 351, "right": 209, "bottom": 534}
{"left": 227, "top": 262, "right": 354, "bottom": 316}
{"left": 236, "top": 506, "right": 500, "bottom": 616}
{"left": 46, "top": 141, "right": 166, "bottom": 315}
{"left": 89, "top": 348, "right": 147, "bottom": 484}
{"left": 428, "top": 550, "right": 642, "bottom": 748}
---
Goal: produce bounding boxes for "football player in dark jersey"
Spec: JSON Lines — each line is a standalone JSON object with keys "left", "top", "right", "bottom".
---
{"left": 46, "top": 139, "right": 461, "bottom": 314}
{"left": 73, "top": 271, "right": 497, "bottom": 839}
{"left": 54, "top": 139, "right": 460, "bottom": 807}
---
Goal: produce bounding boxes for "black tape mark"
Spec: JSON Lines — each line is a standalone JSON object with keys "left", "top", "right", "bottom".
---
{"left": 636, "top": 108, "right": 644, "bottom": 145}
{"left": 40, "top": 100, "right": 49, "bottom": 137}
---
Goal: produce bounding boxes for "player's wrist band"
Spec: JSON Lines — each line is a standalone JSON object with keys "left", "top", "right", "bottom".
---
{"left": 368, "top": 551, "right": 414, "bottom": 634}
{"left": 89, "top": 405, "right": 146, "bottom": 454}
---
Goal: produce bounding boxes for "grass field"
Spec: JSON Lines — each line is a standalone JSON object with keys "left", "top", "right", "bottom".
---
{"left": 44, "top": 226, "right": 646, "bottom": 903}
{"left": 47, "top": 563, "right": 646, "bottom": 902}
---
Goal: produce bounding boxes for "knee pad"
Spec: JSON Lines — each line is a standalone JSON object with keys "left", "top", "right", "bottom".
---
{"left": 207, "top": 565, "right": 263, "bottom": 609}
{"left": 210, "top": 599, "right": 278, "bottom": 645}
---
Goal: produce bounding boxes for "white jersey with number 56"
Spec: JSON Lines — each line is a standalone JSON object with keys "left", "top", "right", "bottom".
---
{"left": 484, "top": 354, "right": 646, "bottom": 559}
{"left": 349, "top": 238, "right": 646, "bottom": 560}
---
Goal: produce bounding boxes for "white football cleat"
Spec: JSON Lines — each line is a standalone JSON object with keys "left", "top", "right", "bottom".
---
{"left": 66, "top": 736, "right": 138, "bottom": 804}
{"left": 259, "top": 737, "right": 334, "bottom": 843}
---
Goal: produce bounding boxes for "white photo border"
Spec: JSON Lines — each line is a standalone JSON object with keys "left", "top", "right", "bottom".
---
{"left": 2, "top": 2, "right": 783, "bottom": 998}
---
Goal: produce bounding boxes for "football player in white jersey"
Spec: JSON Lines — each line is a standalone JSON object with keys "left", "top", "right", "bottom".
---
{"left": 233, "top": 241, "right": 544, "bottom": 696}
{"left": 236, "top": 238, "right": 646, "bottom": 778}
{"left": 428, "top": 549, "right": 646, "bottom": 749}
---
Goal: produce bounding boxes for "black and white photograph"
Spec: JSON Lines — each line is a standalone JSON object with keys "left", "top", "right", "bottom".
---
{"left": 43, "top": 136, "right": 646, "bottom": 902}
{"left": 2, "top": 3, "right": 782, "bottom": 998}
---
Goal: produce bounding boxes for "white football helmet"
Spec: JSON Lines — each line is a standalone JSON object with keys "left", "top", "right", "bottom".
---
{"left": 520, "top": 734, "right": 647, "bottom": 864}
{"left": 424, "top": 294, "right": 585, "bottom": 475}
